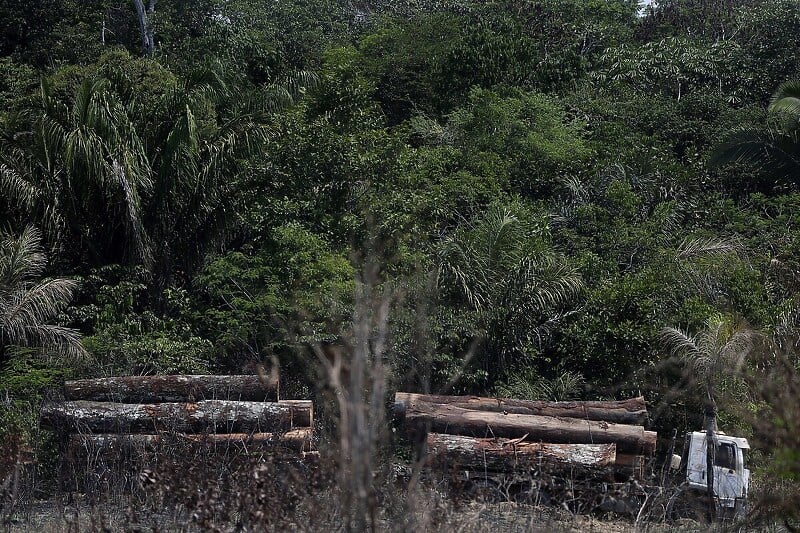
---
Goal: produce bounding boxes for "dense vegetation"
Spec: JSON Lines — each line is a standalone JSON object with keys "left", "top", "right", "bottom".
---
{"left": 2, "top": 0, "right": 800, "bottom": 520}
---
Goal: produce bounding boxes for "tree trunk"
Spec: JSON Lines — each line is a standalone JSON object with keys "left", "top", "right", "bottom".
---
{"left": 401, "top": 402, "right": 657, "bottom": 455}
{"left": 68, "top": 429, "right": 313, "bottom": 454}
{"left": 425, "top": 433, "right": 617, "bottom": 471}
{"left": 132, "top": 0, "right": 155, "bottom": 56}
{"left": 64, "top": 375, "right": 279, "bottom": 403}
{"left": 705, "top": 397, "right": 717, "bottom": 520}
{"left": 394, "top": 393, "right": 648, "bottom": 425}
{"left": 41, "top": 400, "right": 311, "bottom": 434}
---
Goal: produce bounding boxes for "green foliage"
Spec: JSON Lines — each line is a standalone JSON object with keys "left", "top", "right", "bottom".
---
{"left": 195, "top": 224, "right": 354, "bottom": 373}
{"left": 75, "top": 265, "right": 213, "bottom": 375}
{"left": 435, "top": 203, "right": 582, "bottom": 386}
{"left": 495, "top": 368, "right": 586, "bottom": 401}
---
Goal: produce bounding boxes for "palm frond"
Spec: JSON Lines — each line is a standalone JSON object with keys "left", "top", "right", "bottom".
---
{"left": 0, "top": 227, "right": 88, "bottom": 360}
{"left": 710, "top": 126, "right": 771, "bottom": 168}
{"left": 0, "top": 226, "right": 47, "bottom": 285}
{"left": 2, "top": 278, "right": 79, "bottom": 329}
{"left": 660, "top": 326, "right": 701, "bottom": 360}
{"left": 0, "top": 162, "right": 38, "bottom": 211}
{"left": 769, "top": 80, "right": 800, "bottom": 119}
{"left": 13, "top": 323, "right": 86, "bottom": 361}
{"left": 676, "top": 236, "right": 740, "bottom": 260}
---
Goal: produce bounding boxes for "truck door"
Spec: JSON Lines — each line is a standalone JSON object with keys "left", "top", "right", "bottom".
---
{"left": 713, "top": 441, "right": 744, "bottom": 504}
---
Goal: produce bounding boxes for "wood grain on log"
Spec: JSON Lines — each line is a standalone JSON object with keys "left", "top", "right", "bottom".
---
{"left": 401, "top": 402, "right": 657, "bottom": 455}
{"left": 68, "top": 429, "right": 314, "bottom": 454}
{"left": 426, "top": 433, "right": 617, "bottom": 471}
{"left": 41, "top": 400, "right": 310, "bottom": 434}
{"left": 394, "top": 393, "right": 648, "bottom": 425}
{"left": 64, "top": 375, "right": 279, "bottom": 403}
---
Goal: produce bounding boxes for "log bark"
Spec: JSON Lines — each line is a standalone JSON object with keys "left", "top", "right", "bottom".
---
{"left": 401, "top": 402, "right": 657, "bottom": 455}
{"left": 64, "top": 375, "right": 279, "bottom": 403}
{"left": 426, "top": 433, "right": 616, "bottom": 471}
{"left": 68, "top": 429, "right": 314, "bottom": 454}
{"left": 41, "top": 400, "right": 310, "bottom": 434}
{"left": 395, "top": 393, "right": 647, "bottom": 425}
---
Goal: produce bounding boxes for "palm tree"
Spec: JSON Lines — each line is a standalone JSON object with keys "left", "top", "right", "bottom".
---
{"left": 660, "top": 314, "right": 756, "bottom": 508}
{"left": 1, "top": 60, "right": 305, "bottom": 286}
{"left": 0, "top": 226, "right": 87, "bottom": 362}
{"left": 437, "top": 206, "right": 583, "bottom": 383}
{"left": 142, "top": 62, "right": 273, "bottom": 290}
{"left": 712, "top": 79, "right": 800, "bottom": 191}
{"left": 0, "top": 78, "right": 152, "bottom": 267}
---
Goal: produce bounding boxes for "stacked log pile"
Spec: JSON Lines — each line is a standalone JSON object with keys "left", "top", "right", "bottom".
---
{"left": 41, "top": 375, "right": 315, "bottom": 457}
{"left": 394, "top": 392, "right": 655, "bottom": 479}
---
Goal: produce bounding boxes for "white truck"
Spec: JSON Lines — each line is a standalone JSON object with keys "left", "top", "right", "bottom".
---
{"left": 667, "top": 430, "right": 750, "bottom": 520}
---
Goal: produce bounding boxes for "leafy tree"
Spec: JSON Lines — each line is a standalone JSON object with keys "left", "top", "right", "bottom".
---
{"left": 195, "top": 224, "right": 354, "bottom": 379}
{"left": 76, "top": 265, "right": 213, "bottom": 375}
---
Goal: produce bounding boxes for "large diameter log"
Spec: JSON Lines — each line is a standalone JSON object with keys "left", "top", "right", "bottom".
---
{"left": 68, "top": 429, "right": 314, "bottom": 454}
{"left": 394, "top": 393, "right": 647, "bottom": 426}
{"left": 426, "top": 433, "right": 616, "bottom": 471}
{"left": 402, "top": 403, "right": 657, "bottom": 455}
{"left": 64, "top": 375, "right": 279, "bottom": 403}
{"left": 41, "top": 400, "right": 311, "bottom": 434}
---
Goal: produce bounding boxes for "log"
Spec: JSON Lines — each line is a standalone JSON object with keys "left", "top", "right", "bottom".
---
{"left": 41, "top": 400, "right": 310, "bottom": 434}
{"left": 64, "top": 375, "right": 279, "bottom": 403}
{"left": 394, "top": 393, "right": 648, "bottom": 426}
{"left": 426, "top": 433, "right": 617, "bottom": 471}
{"left": 68, "top": 429, "right": 314, "bottom": 454}
{"left": 401, "top": 402, "right": 657, "bottom": 455}
{"left": 614, "top": 453, "right": 646, "bottom": 480}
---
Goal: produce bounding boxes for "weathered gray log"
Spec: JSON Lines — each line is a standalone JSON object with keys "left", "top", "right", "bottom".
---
{"left": 394, "top": 393, "right": 648, "bottom": 425}
{"left": 426, "top": 433, "right": 617, "bottom": 471}
{"left": 64, "top": 375, "right": 279, "bottom": 403}
{"left": 401, "top": 403, "right": 657, "bottom": 455}
{"left": 68, "top": 429, "right": 314, "bottom": 454}
{"left": 41, "top": 400, "right": 310, "bottom": 434}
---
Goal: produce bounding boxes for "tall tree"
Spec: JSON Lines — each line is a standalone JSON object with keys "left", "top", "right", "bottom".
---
{"left": 132, "top": 0, "right": 155, "bottom": 56}
{"left": 0, "top": 77, "right": 152, "bottom": 267}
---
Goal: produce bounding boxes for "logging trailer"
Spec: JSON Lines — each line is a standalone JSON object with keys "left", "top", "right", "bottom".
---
{"left": 393, "top": 393, "right": 751, "bottom": 521}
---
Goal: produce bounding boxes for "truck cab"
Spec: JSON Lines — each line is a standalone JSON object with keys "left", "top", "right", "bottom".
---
{"left": 679, "top": 431, "right": 750, "bottom": 516}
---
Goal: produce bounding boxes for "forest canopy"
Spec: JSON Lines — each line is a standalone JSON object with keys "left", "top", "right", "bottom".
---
{"left": 2, "top": 0, "right": 800, "bottom": 497}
